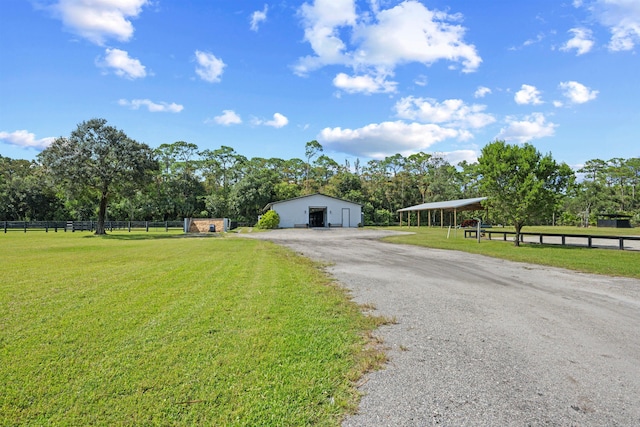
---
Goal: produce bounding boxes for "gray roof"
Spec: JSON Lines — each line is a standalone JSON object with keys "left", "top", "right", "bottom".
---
{"left": 264, "top": 193, "right": 362, "bottom": 211}
{"left": 397, "top": 197, "right": 487, "bottom": 212}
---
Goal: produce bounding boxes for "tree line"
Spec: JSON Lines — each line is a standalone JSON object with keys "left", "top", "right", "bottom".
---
{"left": 1, "top": 119, "right": 639, "bottom": 235}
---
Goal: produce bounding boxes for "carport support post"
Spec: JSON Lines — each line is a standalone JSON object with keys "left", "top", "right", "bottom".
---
{"left": 440, "top": 209, "right": 444, "bottom": 228}
{"left": 454, "top": 209, "right": 457, "bottom": 238}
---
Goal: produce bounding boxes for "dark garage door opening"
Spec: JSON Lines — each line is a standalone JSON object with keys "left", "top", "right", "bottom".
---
{"left": 309, "top": 207, "right": 326, "bottom": 227}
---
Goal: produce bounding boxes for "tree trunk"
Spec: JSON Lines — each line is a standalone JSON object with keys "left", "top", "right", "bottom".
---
{"left": 514, "top": 222, "right": 522, "bottom": 247}
{"left": 95, "top": 191, "right": 108, "bottom": 235}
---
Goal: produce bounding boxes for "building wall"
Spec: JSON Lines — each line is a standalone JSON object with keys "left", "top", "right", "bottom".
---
{"left": 271, "top": 194, "right": 362, "bottom": 228}
{"left": 188, "top": 218, "right": 227, "bottom": 233}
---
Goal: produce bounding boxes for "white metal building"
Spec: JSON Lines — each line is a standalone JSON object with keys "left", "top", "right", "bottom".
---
{"left": 264, "top": 194, "right": 363, "bottom": 228}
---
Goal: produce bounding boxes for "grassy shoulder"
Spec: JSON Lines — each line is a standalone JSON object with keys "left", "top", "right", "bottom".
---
{"left": 378, "top": 226, "right": 640, "bottom": 279}
{"left": 0, "top": 231, "right": 386, "bottom": 426}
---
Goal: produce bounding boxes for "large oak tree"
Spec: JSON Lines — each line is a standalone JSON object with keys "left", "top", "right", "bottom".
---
{"left": 477, "top": 140, "right": 574, "bottom": 245}
{"left": 38, "top": 119, "right": 158, "bottom": 234}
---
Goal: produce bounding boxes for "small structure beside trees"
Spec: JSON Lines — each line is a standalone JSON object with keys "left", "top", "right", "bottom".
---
{"left": 597, "top": 214, "right": 633, "bottom": 228}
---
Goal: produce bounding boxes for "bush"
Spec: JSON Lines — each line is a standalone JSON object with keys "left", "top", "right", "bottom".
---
{"left": 256, "top": 210, "right": 280, "bottom": 229}
{"left": 373, "top": 209, "right": 393, "bottom": 226}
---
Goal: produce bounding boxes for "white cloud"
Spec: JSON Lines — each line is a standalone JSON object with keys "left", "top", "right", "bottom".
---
{"left": 118, "top": 99, "right": 184, "bottom": 113}
{"left": 97, "top": 48, "right": 146, "bottom": 79}
{"left": 394, "top": 96, "right": 495, "bottom": 129}
{"left": 250, "top": 5, "right": 268, "bottom": 31}
{"left": 497, "top": 113, "right": 557, "bottom": 143}
{"left": 414, "top": 75, "right": 428, "bottom": 86}
{"left": 444, "top": 149, "right": 479, "bottom": 165}
{"left": 333, "top": 72, "right": 397, "bottom": 94}
{"left": 580, "top": 0, "right": 640, "bottom": 51}
{"left": 51, "top": 0, "right": 149, "bottom": 45}
{"left": 253, "top": 113, "right": 289, "bottom": 128}
{"left": 352, "top": 2, "right": 481, "bottom": 72}
{"left": 296, "top": 0, "right": 357, "bottom": 74}
{"left": 514, "top": 84, "right": 543, "bottom": 105}
{"left": 195, "top": 50, "right": 226, "bottom": 83}
{"left": 523, "top": 33, "right": 545, "bottom": 47}
{"left": 559, "top": 81, "right": 599, "bottom": 104}
{"left": 561, "top": 27, "right": 594, "bottom": 55}
{"left": 210, "top": 110, "right": 242, "bottom": 126}
{"left": 474, "top": 86, "right": 492, "bottom": 98}
{"left": 295, "top": 0, "right": 481, "bottom": 92}
{"left": 318, "top": 120, "right": 470, "bottom": 159}
{"left": 0, "top": 130, "right": 55, "bottom": 150}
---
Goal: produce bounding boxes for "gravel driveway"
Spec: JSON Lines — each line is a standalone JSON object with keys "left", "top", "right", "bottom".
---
{"left": 242, "top": 228, "right": 640, "bottom": 426}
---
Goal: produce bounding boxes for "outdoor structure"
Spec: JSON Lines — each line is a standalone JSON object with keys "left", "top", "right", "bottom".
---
{"left": 264, "top": 194, "right": 362, "bottom": 228}
{"left": 597, "top": 214, "right": 633, "bottom": 228}
{"left": 397, "top": 197, "right": 488, "bottom": 228}
{"left": 185, "top": 218, "right": 230, "bottom": 233}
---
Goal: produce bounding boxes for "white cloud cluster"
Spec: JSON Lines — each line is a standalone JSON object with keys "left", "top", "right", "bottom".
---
{"left": 97, "top": 48, "right": 146, "bottom": 79}
{"left": 333, "top": 72, "right": 397, "bottom": 94}
{"left": 252, "top": 113, "right": 289, "bottom": 128}
{"left": 559, "top": 81, "right": 599, "bottom": 104}
{"left": 250, "top": 5, "right": 268, "bottom": 31}
{"left": 515, "top": 84, "right": 543, "bottom": 105}
{"left": 395, "top": 97, "right": 495, "bottom": 129}
{"left": 319, "top": 121, "right": 464, "bottom": 159}
{"left": 318, "top": 95, "right": 499, "bottom": 159}
{"left": 474, "top": 86, "right": 491, "bottom": 98}
{"left": 118, "top": 99, "right": 184, "bottom": 113}
{"left": 296, "top": 0, "right": 481, "bottom": 94}
{"left": 561, "top": 28, "right": 594, "bottom": 55}
{"left": 497, "top": 113, "right": 557, "bottom": 143}
{"left": 51, "top": 0, "right": 149, "bottom": 45}
{"left": 577, "top": 0, "right": 640, "bottom": 51}
{"left": 0, "top": 130, "right": 55, "bottom": 149}
{"left": 210, "top": 110, "right": 242, "bottom": 126}
{"left": 195, "top": 50, "right": 226, "bottom": 83}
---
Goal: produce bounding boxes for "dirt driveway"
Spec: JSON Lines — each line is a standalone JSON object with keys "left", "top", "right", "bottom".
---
{"left": 242, "top": 228, "right": 640, "bottom": 426}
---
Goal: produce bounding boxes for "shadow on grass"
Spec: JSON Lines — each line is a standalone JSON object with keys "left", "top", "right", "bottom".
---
{"left": 83, "top": 233, "right": 219, "bottom": 241}
{"left": 518, "top": 242, "right": 638, "bottom": 252}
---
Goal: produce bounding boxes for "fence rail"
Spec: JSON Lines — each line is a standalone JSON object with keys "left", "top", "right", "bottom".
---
{"left": 2, "top": 221, "right": 184, "bottom": 233}
{"left": 464, "top": 229, "right": 640, "bottom": 251}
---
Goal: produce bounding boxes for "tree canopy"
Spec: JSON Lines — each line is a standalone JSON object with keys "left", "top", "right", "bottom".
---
{"left": 1, "top": 120, "right": 638, "bottom": 233}
{"left": 477, "top": 141, "right": 574, "bottom": 245}
{"left": 38, "top": 119, "right": 158, "bottom": 234}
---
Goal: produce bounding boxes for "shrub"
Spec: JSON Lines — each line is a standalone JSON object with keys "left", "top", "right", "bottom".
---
{"left": 257, "top": 210, "right": 280, "bottom": 229}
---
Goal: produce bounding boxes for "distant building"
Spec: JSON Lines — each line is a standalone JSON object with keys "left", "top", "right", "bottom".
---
{"left": 264, "top": 194, "right": 362, "bottom": 228}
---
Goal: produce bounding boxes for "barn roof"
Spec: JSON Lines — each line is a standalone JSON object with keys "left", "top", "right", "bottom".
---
{"left": 264, "top": 193, "right": 362, "bottom": 211}
{"left": 397, "top": 197, "right": 487, "bottom": 212}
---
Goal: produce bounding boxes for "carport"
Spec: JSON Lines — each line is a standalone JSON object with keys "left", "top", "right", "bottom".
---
{"left": 397, "top": 197, "right": 487, "bottom": 228}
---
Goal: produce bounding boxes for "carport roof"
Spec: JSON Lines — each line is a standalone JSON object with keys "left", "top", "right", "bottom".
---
{"left": 397, "top": 197, "right": 487, "bottom": 212}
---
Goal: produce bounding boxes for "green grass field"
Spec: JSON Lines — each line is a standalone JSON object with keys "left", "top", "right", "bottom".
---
{"left": 0, "top": 231, "right": 386, "bottom": 426}
{"left": 381, "top": 225, "right": 640, "bottom": 279}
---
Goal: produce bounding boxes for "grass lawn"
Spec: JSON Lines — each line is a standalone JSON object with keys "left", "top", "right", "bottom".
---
{"left": 380, "top": 225, "right": 640, "bottom": 279}
{"left": 0, "top": 231, "right": 386, "bottom": 426}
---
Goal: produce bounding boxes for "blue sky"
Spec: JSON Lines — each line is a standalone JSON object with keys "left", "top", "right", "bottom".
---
{"left": 1, "top": 0, "right": 638, "bottom": 169}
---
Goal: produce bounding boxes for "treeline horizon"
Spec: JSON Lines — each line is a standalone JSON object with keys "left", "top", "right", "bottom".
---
{"left": 1, "top": 139, "right": 639, "bottom": 227}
